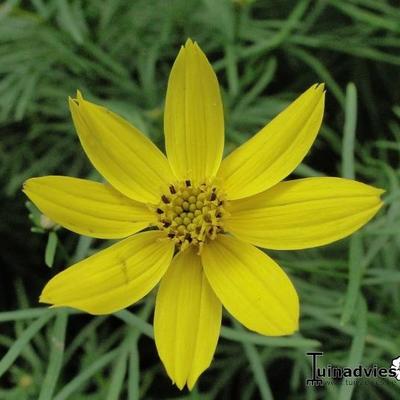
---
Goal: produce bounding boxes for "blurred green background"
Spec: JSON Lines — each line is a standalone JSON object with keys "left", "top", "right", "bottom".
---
{"left": 1, "top": 0, "right": 400, "bottom": 399}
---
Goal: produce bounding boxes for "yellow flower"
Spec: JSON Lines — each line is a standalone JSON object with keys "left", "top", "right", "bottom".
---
{"left": 23, "top": 39, "right": 383, "bottom": 390}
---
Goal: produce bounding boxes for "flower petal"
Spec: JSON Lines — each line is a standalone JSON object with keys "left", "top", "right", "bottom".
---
{"left": 40, "top": 231, "right": 174, "bottom": 314}
{"left": 202, "top": 235, "right": 299, "bottom": 336}
{"left": 218, "top": 84, "right": 325, "bottom": 200}
{"left": 154, "top": 247, "right": 221, "bottom": 390}
{"left": 225, "top": 177, "right": 384, "bottom": 250}
{"left": 164, "top": 39, "right": 224, "bottom": 184}
{"left": 23, "top": 176, "right": 155, "bottom": 239}
{"left": 69, "top": 93, "right": 174, "bottom": 204}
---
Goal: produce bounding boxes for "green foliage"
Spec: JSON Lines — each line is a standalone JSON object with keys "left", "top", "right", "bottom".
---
{"left": 1, "top": 0, "right": 400, "bottom": 398}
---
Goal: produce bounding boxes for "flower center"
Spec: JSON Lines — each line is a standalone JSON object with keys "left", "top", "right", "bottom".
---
{"left": 155, "top": 180, "right": 226, "bottom": 252}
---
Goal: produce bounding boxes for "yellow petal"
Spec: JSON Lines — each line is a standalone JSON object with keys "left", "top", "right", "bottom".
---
{"left": 154, "top": 247, "right": 221, "bottom": 390}
{"left": 226, "top": 177, "right": 384, "bottom": 250}
{"left": 69, "top": 93, "right": 174, "bottom": 204}
{"left": 40, "top": 231, "right": 174, "bottom": 314}
{"left": 164, "top": 39, "right": 224, "bottom": 184}
{"left": 202, "top": 235, "right": 299, "bottom": 336}
{"left": 23, "top": 176, "right": 154, "bottom": 239}
{"left": 218, "top": 84, "right": 325, "bottom": 200}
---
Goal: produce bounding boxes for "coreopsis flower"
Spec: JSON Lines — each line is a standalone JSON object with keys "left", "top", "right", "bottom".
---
{"left": 23, "top": 39, "right": 383, "bottom": 390}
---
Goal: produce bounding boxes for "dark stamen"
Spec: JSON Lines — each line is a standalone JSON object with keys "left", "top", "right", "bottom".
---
{"left": 161, "top": 195, "right": 170, "bottom": 204}
{"left": 216, "top": 212, "right": 222, "bottom": 218}
{"left": 185, "top": 180, "right": 191, "bottom": 187}
{"left": 156, "top": 208, "right": 164, "bottom": 214}
{"left": 168, "top": 233, "right": 175, "bottom": 238}
{"left": 210, "top": 192, "right": 217, "bottom": 201}
{"left": 163, "top": 221, "right": 171, "bottom": 227}
{"left": 169, "top": 185, "right": 176, "bottom": 194}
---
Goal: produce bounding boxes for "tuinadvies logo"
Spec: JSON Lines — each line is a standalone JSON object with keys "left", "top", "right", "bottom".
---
{"left": 306, "top": 352, "right": 400, "bottom": 386}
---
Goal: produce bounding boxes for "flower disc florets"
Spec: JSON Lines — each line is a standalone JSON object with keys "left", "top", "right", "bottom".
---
{"left": 156, "top": 180, "right": 226, "bottom": 252}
